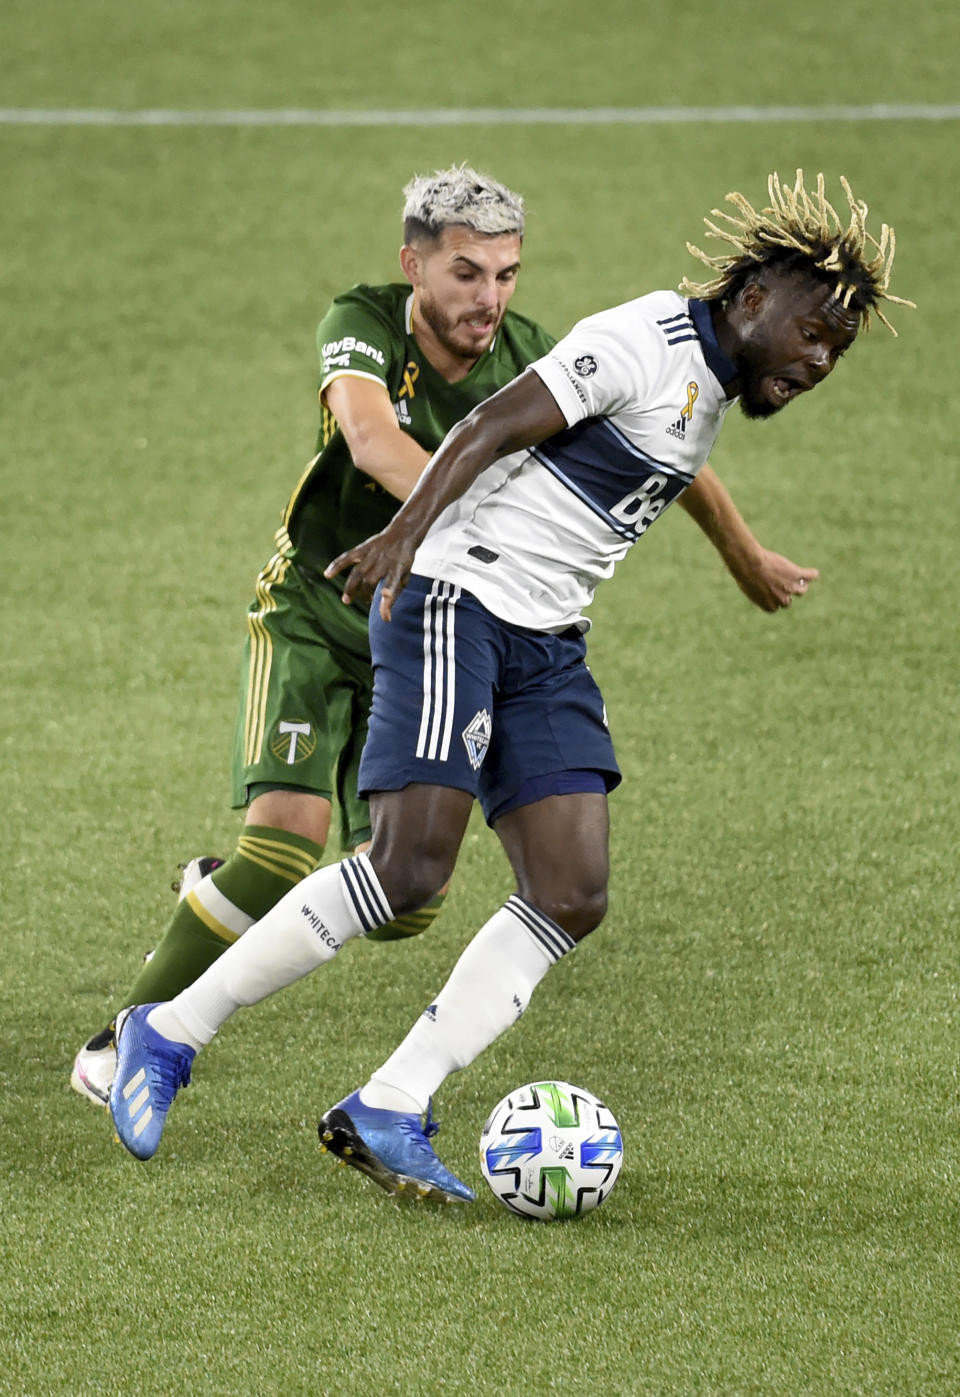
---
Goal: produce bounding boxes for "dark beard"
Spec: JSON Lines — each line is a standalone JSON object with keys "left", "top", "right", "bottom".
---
{"left": 419, "top": 296, "right": 485, "bottom": 367}
{"left": 733, "top": 343, "right": 782, "bottom": 420}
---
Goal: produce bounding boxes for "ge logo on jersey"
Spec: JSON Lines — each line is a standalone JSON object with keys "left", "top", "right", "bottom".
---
{"left": 573, "top": 354, "right": 598, "bottom": 377}
{"left": 462, "top": 709, "right": 492, "bottom": 771}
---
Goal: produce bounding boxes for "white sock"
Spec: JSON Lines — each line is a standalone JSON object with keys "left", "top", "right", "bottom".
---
{"left": 148, "top": 853, "right": 393, "bottom": 1048}
{"left": 360, "top": 895, "right": 575, "bottom": 1115}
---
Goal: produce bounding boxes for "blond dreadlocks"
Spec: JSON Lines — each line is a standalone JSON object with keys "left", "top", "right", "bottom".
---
{"left": 680, "top": 170, "right": 914, "bottom": 335}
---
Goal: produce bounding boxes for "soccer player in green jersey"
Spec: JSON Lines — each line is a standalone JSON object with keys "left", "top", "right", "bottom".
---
{"left": 71, "top": 164, "right": 554, "bottom": 1106}
{"left": 74, "top": 165, "right": 819, "bottom": 1111}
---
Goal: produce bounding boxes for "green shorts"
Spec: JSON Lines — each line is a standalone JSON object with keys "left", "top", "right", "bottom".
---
{"left": 231, "top": 553, "right": 375, "bottom": 849}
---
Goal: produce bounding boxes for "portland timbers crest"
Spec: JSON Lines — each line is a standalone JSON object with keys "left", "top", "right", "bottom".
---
{"left": 462, "top": 708, "right": 492, "bottom": 771}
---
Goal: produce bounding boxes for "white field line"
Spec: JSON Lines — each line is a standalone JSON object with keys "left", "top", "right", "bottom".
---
{"left": 1, "top": 104, "right": 959, "bottom": 127}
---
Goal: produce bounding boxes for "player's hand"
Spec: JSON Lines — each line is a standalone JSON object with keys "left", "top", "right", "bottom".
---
{"left": 733, "top": 548, "right": 819, "bottom": 612}
{"left": 324, "top": 528, "right": 417, "bottom": 620}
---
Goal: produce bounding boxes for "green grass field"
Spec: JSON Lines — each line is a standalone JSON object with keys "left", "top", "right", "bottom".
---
{"left": 3, "top": 2, "right": 959, "bottom": 1392}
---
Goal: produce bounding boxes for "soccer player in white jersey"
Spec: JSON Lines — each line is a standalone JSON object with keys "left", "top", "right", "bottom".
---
{"left": 108, "top": 172, "right": 911, "bottom": 1201}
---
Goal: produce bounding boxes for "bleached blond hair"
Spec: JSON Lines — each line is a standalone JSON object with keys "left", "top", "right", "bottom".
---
{"left": 680, "top": 170, "right": 914, "bottom": 334}
{"left": 402, "top": 164, "right": 525, "bottom": 241}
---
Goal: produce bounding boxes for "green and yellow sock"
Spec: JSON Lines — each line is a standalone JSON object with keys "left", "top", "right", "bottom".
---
{"left": 118, "top": 825, "right": 324, "bottom": 1008}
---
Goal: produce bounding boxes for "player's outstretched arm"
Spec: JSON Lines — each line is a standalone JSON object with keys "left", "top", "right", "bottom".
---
{"left": 325, "top": 369, "right": 566, "bottom": 619}
{"left": 679, "top": 464, "right": 819, "bottom": 612}
{"left": 324, "top": 376, "right": 432, "bottom": 502}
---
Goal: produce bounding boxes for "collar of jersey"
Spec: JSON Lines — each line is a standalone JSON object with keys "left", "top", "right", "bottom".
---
{"left": 687, "top": 298, "right": 738, "bottom": 395}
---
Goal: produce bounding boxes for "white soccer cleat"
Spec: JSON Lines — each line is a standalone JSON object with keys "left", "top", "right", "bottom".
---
{"left": 70, "top": 1024, "right": 116, "bottom": 1108}
{"left": 173, "top": 855, "right": 224, "bottom": 901}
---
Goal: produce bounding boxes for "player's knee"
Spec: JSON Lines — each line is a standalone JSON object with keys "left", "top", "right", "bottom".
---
{"left": 368, "top": 847, "right": 455, "bottom": 919}
{"left": 524, "top": 883, "right": 608, "bottom": 941}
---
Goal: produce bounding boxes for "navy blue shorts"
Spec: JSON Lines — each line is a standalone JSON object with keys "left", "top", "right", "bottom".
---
{"left": 358, "top": 576, "right": 621, "bottom": 824}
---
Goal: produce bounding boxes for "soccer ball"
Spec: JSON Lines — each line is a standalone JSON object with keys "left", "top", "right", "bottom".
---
{"left": 479, "top": 1080, "right": 623, "bottom": 1220}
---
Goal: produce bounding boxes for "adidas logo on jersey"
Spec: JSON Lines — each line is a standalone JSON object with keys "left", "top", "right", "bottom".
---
{"left": 666, "top": 380, "right": 699, "bottom": 440}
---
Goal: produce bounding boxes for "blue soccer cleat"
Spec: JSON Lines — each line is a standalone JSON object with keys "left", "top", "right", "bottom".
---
{"left": 318, "top": 1090, "right": 475, "bottom": 1203}
{"left": 109, "top": 1005, "right": 195, "bottom": 1160}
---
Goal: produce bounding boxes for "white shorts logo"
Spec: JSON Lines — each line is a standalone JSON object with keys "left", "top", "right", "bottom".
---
{"left": 462, "top": 708, "right": 492, "bottom": 770}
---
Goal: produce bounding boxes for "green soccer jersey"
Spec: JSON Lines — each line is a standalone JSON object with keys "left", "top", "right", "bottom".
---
{"left": 275, "top": 282, "right": 555, "bottom": 581}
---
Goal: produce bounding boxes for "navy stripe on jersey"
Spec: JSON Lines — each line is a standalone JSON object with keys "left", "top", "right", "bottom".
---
{"left": 531, "top": 416, "right": 694, "bottom": 541}
{"left": 657, "top": 311, "right": 698, "bottom": 346}
{"left": 506, "top": 894, "right": 576, "bottom": 961}
{"left": 340, "top": 854, "right": 393, "bottom": 932}
{"left": 416, "top": 580, "right": 461, "bottom": 762}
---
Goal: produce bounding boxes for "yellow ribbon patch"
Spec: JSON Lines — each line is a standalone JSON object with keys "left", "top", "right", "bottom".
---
{"left": 400, "top": 362, "right": 420, "bottom": 399}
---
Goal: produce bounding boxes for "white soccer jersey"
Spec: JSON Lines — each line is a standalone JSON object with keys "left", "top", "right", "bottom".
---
{"left": 412, "top": 291, "right": 738, "bottom": 631}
